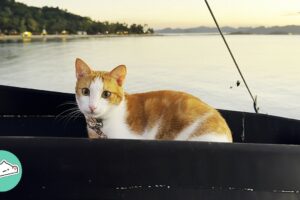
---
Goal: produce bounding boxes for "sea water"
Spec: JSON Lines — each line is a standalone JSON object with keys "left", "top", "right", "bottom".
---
{"left": 0, "top": 34, "right": 299, "bottom": 119}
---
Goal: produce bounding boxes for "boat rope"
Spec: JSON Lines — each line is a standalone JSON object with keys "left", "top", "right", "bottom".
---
{"left": 204, "top": 0, "right": 259, "bottom": 113}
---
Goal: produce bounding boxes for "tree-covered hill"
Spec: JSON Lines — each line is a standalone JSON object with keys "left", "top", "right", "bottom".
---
{"left": 0, "top": 0, "right": 154, "bottom": 35}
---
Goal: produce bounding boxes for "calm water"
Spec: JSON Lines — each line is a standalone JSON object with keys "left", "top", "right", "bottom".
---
{"left": 0, "top": 34, "right": 299, "bottom": 120}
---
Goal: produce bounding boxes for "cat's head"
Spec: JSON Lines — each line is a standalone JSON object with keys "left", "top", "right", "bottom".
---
{"left": 75, "top": 58, "right": 126, "bottom": 119}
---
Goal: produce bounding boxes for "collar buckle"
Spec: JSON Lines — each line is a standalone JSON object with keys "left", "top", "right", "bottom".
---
{"left": 86, "top": 117, "right": 107, "bottom": 138}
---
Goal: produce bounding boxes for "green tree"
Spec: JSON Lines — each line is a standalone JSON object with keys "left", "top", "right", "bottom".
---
{"left": 129, "top": 24, "right": 144, "bottom": 34}
{"left": 27, "top": 17, "right": 38, "bottom": 32}
{"left": 19, "top": 19, "right": 26, "bottom": 32}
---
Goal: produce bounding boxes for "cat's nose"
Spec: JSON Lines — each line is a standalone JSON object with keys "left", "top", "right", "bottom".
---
{"left": 89, "top": 105, "right": 97, "bottom": 113}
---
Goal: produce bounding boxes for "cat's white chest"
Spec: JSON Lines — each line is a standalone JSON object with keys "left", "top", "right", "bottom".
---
{"left": 102, "top": 118, "right": 133, "bottom": 139}
{"left": 101, "top": 101, "right": 142, "bottom": 140}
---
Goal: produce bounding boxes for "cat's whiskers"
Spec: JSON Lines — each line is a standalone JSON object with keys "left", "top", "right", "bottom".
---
{"left": 63, "top": 109, "right": 82, "bottom": 120}
{"left": 56, "top": 101, "right": 80, "bottom": 117}
{"left": 56, "top": 107, "right": 80, "bottom": 119}
{"left": 56, "top": 106, "right": 84, "bottom": 127}
{"left": 61, "top": 109, "right": 83, "bottom": 127}
{"left": 63, "top": 112, "right": 79, "bottom": 126}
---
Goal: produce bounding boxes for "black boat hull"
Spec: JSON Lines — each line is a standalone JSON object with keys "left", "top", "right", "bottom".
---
{"left": 1, "top": 85, "right": 300, "bottom": 200}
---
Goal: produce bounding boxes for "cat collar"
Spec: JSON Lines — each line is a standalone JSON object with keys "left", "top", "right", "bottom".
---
{"left": 86, "top": 117, "right": 107, "bottom": 138}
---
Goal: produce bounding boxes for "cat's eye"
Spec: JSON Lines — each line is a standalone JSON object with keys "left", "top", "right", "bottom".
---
{"left": 102, "top": 91, "right": 111, "bottom": 99}
{"left": 81, "top": 88, "right": 90, "bottom": 96}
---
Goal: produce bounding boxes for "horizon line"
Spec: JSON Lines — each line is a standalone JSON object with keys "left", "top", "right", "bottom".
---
{"left": 155, "top": 24, "right": 300, "bottom": 30}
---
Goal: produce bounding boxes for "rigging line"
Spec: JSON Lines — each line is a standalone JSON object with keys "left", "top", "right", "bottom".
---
{"left": 204, "top": 0, "right": 259, "bottom": 113}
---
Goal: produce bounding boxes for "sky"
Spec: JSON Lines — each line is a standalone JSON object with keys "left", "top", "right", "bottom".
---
{"left": 18, "top": 0, "right": 300, "bottom": 29}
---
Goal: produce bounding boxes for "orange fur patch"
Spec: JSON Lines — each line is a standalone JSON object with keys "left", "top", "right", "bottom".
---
{"left": 189, "top": 110, "right": 232, "bottom": 141}
{"left": 125, "top": 90, "right": 231, "bottom": 140}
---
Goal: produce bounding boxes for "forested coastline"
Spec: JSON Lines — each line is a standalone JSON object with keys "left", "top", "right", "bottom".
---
{"left": 0, "top": 0, "right": 154, "bottom": 35}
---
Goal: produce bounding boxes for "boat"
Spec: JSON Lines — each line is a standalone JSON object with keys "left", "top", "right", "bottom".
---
{"left": 21, "top": 31, "right": 32, "bottom": 42}
{"left": 61, "top": 30, "right": 68, "bottom": 37}
{"left": 41, "top": 29, "right": 47, "bottom": 36}
{"left": 0, "top": 84, "right": 300, "bottom": 199}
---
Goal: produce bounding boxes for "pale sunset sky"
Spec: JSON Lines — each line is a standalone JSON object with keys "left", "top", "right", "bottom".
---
{"left": 18, "top": 0, "right": 300, "bottom": 29}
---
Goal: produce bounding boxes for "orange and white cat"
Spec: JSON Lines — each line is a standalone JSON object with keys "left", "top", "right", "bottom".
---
{"left": 75, "top": 58, "right": 232, "bottom": 142}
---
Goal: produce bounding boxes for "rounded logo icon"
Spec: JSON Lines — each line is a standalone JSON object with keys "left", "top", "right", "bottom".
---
{"left": 0, "top": 150, "right": 22, "bottom": 192}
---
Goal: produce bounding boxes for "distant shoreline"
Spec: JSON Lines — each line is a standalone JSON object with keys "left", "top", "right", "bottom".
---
{"left": 0, "top": 34, "right": 160, "bottom": 42}
{"left": 1, "top": 33, "right": 297, "bottom": 43}
{"left": 156, "top": 25, "right": 300, "bottom": 35}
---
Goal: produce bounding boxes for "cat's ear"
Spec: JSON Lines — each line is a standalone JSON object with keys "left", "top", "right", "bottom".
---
{"left": 75, "top": 58, "right": 92, "bottom": 79}
{"left": 110, "top": 65, "right": 127, "bottom": 86}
